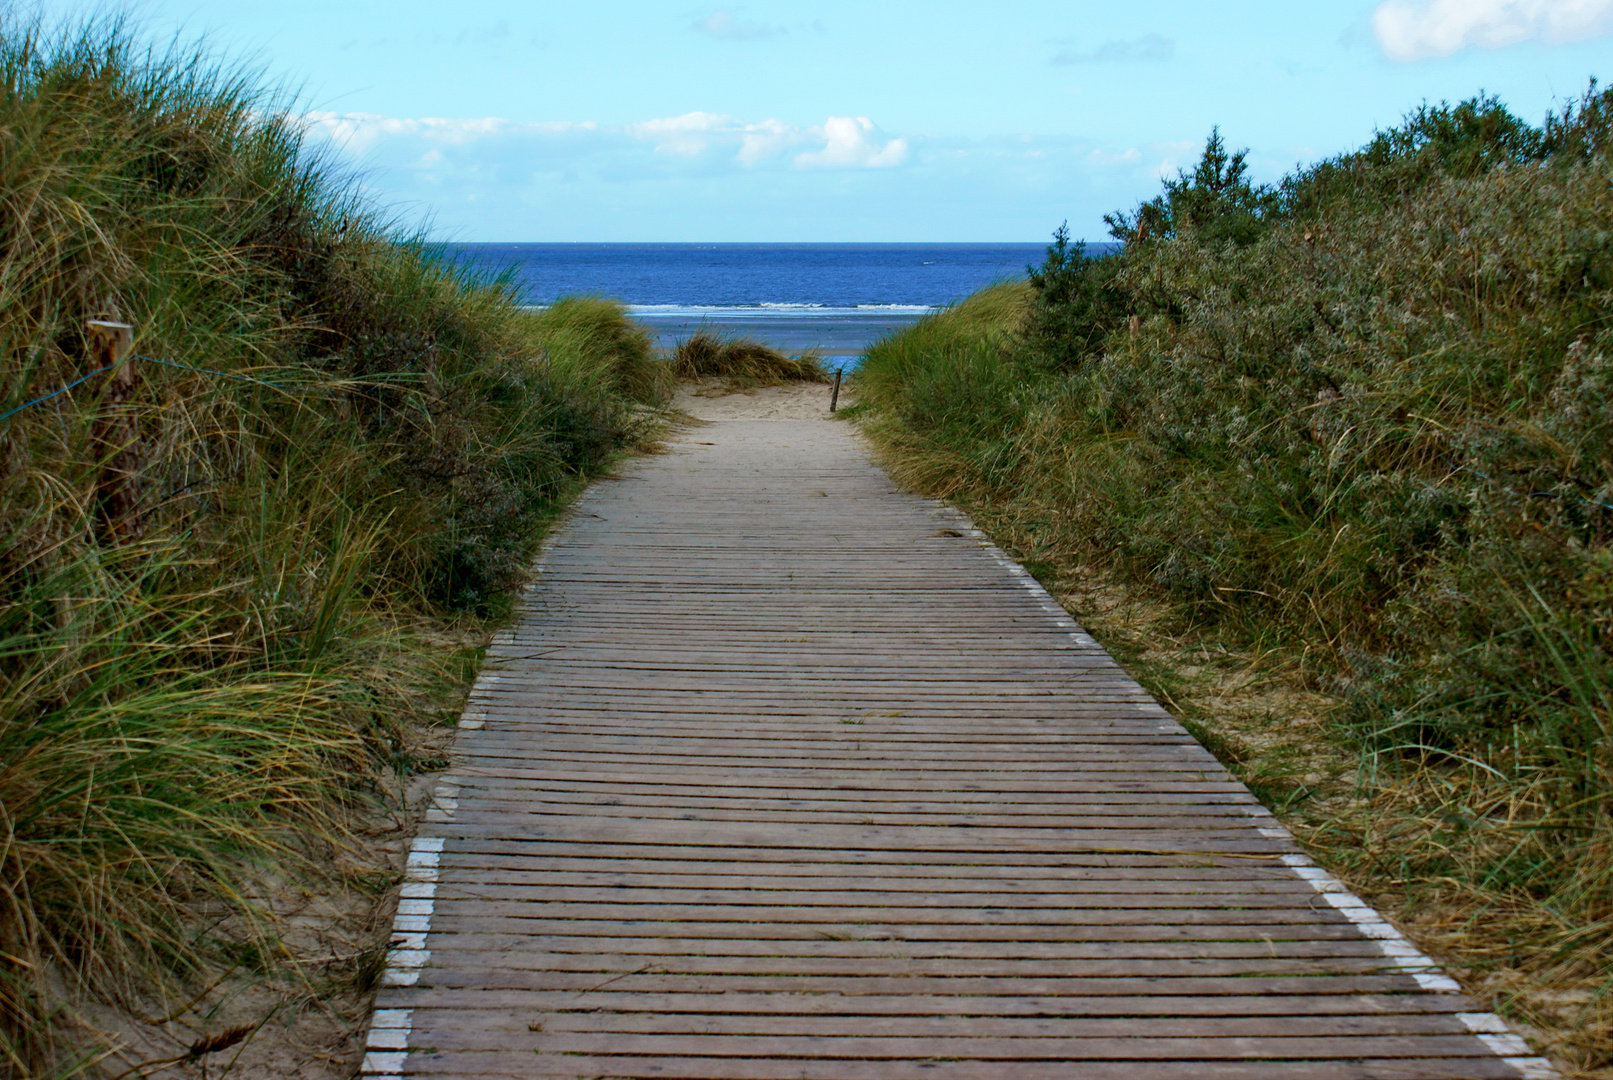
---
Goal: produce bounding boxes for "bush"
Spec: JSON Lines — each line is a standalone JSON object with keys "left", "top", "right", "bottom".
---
{"left": 1022, "top": 225, "right": 1124, "bottom": 368}
{"left": 1105, "top": 127, "right": 1279, "bottom": 247}
{"left": 856, "top": 84, "right": 1613, "bottom": 1069}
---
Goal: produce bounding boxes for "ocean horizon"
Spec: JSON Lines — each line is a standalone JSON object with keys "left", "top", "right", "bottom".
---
{"left": 436, "top": 242, "right": 1113, "bottom": 358}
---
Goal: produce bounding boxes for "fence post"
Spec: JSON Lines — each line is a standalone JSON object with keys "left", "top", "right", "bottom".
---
{"left": 87, "top": 320, "right": 142, "bottom": 542}
{"left": 830, "top": 367, "right": 843, "bottom": 414}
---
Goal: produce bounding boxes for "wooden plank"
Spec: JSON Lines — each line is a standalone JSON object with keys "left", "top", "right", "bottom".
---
{"left": 410, "top": 956, "right": 1427, "bottom": 979}
{"left": 440, "top": 772, "right": 1250, "bottom": 797}
{"left": 433, "top": 807, "right": 1288, "bottom": 829}
{"left": 401, "top": 970, "right": 1432, "bottom": 996}
{"left": 451, "top": 733, "right": 1214, "bottom": 753}
{"left": 410, "top": 934, "right": 1397, "bottom": 960}
{"left": 405, "top": 918, "right": 1376, "bottom": 942}
{"left": 455, "top": 724, "right": 1197, "bottom": 741}
{"left": 400, "top": 1055, "right": 1525, "bottom": 1080}
{"left": 428, "top": 856, "right": 1306, "bottom": 881}
{"left": 421, "top": 819, "right": 1289, "bottom": 852}
{"left": 421, "top": 839, "right": 1293, "bottom": 866}
{"left": 441, "top": 770, "right": 1245, "bottom": 796}
{"left": 420, "top": 902, "right": 1358, "bottom": 926}
{"left": 439, "top": 791, "right": 1257, "bottom": 812}
{"left": 423, "top": 1030, "right": 1512, "bottom": 1059}
{"left": 373, "top": 990, "right": 1473, "bottom": 1018}
{"left": 405, "top": 1009, "right": 1478, "bottom": 1037}
{"left": 402, "top": 873, "right": 1324, "bottom": 896}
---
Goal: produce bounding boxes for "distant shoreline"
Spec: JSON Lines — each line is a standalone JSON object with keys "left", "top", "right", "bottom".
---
{"left": 436, "top": 240, "right": 1063, "bottom": 308}
{"left": 627, "top": 305, "right": 931, "bottom": 359}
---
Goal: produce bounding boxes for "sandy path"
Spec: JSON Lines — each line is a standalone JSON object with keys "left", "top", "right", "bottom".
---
{"left": 672, "top": 378, "right": 852, "bottom": 421}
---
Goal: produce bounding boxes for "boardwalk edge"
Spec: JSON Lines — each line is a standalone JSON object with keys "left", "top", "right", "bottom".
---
{"left": 949, "top": 507, "right": 1563, "bottom": 1080}
{"left": 358, "top": 541, "right": 562, "bottom": 1077}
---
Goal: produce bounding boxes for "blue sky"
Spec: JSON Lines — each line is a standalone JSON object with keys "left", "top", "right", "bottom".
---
{"left": 34, "top": 0, "right": 1613, "bottom": 240}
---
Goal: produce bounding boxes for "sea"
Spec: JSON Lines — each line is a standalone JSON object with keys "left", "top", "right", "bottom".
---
{"left": 435, "top": 243, "right": 1057, "bottom": 362}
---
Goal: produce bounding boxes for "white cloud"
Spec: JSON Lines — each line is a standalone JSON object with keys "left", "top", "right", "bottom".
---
{"left": 1052, "top": 34, "right": 1174, "bottom": 65}
{"left": 694, "top": 9, "right": 778, "bottom": 40}
{"left": 304, "top": 109, "right": 909, "bottom": 174}
{"left": 623, "top": 112, "right": 802, "bottom": 163}
{"left": 1086, "top": 147, "right": 1142, "bottom": 166}
{"left": 794, "top": 117, "right": 908, "bottom": 169}
{"left": 623, "top": 112, "right": 905, "bottom": 169}
{"left": 1372, "top": 0, "right": 1613, "bottom": 60}
{"left": 738, "top": 119, "right": 797, "bottom": 166}
{"left": 1151, "top": 139, "right": 1202, "bottom": 179}
{"left": 625, "top": 111, "right": 737, "bottom": 156}
{"left": 303, "top": 111, "right": 590, "bottom": 153}
{"left": 284, "top": 119, "right": 1189, "bottom": 241}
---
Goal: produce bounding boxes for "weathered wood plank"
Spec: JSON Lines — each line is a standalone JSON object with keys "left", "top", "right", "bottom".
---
{"left": 417, "top": 902, "right": 1363, "bottom": 926}
{"left": 400, "top": 1054, "right": 1525, "bottom": 1080}
{"left": 401, "top": 970, "right": 1433, "bottom": 995}
{"left": 406, "top": 1009, "right": 1479, "bottom": 1037}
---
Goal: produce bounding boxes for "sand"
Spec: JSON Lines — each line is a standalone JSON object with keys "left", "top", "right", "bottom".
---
{"left": 672, "top": 378, "right": 853, "bottom": 421}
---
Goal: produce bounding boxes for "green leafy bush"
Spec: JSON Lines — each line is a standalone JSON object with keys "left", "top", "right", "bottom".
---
{"left": 1022, "top": 225, "right": 1124, "bottom": 368}
{"left": 858, "top": 84, "right": 1613, "bottom": 1068}
{"left": 1106, "top": 127, "right": 1279, "bottom": 247}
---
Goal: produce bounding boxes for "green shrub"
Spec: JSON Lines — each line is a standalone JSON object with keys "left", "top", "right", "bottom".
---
{"left": 1022, "top": 225, "right": 1124, "bottom": 368}
{"left": 857, "top": 85, "right": 1613, "bottom": 1067}
{"left": 1105, "top": 127, "right": 1279, "bottom": 247}
{"left": 1281, "top": 94, "right": 1546, "bottom": 218}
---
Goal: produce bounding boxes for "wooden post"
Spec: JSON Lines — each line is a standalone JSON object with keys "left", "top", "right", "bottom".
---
{"left": 87, "top": 320, "right": 142, "bottom": 542}
{"left": 829, "top": 367, "right": 843, "bottom": 414}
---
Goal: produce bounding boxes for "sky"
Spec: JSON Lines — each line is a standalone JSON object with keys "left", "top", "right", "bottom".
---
{"left": 28, "top": 0, "right": 1613, "bottom": 241}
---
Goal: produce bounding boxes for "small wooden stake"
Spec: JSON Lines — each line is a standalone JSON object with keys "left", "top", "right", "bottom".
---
{"left": 87, "top": 320, "right": 142, "bottom": 542}
{"left": 829, "top": 368, "right": 843, "bottom": 413}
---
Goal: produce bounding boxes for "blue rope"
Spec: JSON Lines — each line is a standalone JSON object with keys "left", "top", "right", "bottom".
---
{"left": 1455, "top": 464, "right": 1613, "bottom": 513}
{"left": 0, "top": 353, "right": 344, "bottom": 428}
{"left": 0, "top": 365, "right": 116, "bottom": 425}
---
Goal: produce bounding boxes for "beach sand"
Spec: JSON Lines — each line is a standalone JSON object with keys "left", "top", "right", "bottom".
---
{"left": 673, "top": 378, "right": 853, "bottom": 421}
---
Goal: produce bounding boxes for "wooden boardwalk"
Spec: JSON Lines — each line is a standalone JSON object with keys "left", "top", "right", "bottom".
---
{"left": 365, "top": 419, "right": 1554, "bottom": 1079}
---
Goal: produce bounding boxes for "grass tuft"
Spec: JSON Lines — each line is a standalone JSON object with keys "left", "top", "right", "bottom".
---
{"left": 669, "top": 329, "right": 829, "bottom": 387}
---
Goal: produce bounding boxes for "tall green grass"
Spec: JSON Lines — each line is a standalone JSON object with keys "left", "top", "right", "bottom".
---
{"left": 669, "top": 329, "right": 829, "bottom": 386}
{"left": 0, "top": 19, "right": 667, "bottom": 1075}
{"left": 858, "top": 86, "right": 1613, "bottom": 1068}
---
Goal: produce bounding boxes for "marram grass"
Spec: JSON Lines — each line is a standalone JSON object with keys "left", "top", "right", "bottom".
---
{"left": 669, "top": 329, "right": 829, "bottom": 387}
{"left": 0, "top": 18, "right": 667, "bottom": 1076}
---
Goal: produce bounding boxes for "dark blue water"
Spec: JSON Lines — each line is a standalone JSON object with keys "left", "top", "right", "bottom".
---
{"left": 436, "top": 243, "right": 1073, "bottom": 358}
